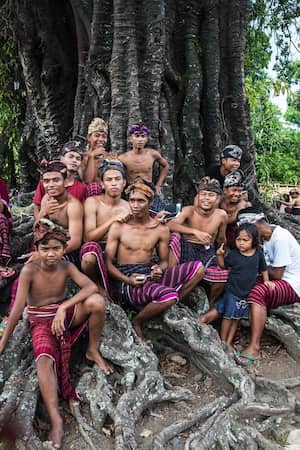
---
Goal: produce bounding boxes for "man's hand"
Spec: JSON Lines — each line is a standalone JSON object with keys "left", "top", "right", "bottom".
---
{"left": 150, "top": 264, "right": 163, "bottom": 281}
{"left": 0, "top": 199, "right": 4, "bottom": 214}
{"left": 216, "top": 243, "right": 225, "bottom": 256}
{"left": 51, "top": 306, "right": 66, "bottom": 336}
{"left": 264, "top": 280, "right": 276, "bottom": 289}
{"left": 112, "top": 213, "right": 132, "bottom": 224}
{"left": 128, "top": 274, "right": 147, "bottom": 287}
{"left": 193, "top": 230, "right": 212, "bottom": 245}
{"left": 40, "top": 197, "right": 66, "bottom": 217}
{"left": 0, "top": 341, "right": 5, "bottom": 354}
{"left": 25, "top": 251, "right": 41, "bottom": 265}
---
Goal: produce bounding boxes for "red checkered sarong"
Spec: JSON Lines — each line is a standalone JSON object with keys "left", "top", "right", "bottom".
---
{"left": 247, "top": 279, "right": 300, "bottom": 310}
{"left": 85, "top": 182, "right": 103, "bottom": 198}
{"left": 28, "top": 302, "right": 85, "bottom": 401}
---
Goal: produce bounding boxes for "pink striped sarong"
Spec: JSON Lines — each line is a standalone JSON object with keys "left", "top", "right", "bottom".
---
{"left": 247, "top": 279, "right": 300, "bottom": 310}
{"left": 118, "top": 261, "right": 202, "bottom": 306}
{"left": 169, "top": 232, "right": 228, "bottom": 283}
{"left": 80, "top": 241, "right": 112, "bottom": 298}
{"left": 28, "top": 302, "right": 86, "bottom": 401}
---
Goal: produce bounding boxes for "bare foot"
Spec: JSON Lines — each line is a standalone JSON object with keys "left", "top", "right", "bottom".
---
{"left": 45, "top": 419, "right": 64, "bottom": 449}
{"left": 132, "top": 320, "right": 144, "bottom": 339}
{"left": 198, "top": 315, "right": 206, "bottom": 323}
{"left": 86, "top": 349, "right": 113, "bottom": 375}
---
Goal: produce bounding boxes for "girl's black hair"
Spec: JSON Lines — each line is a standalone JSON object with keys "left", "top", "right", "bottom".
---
{"left": 234, "top": 223, "right": 259, "bottom": 249}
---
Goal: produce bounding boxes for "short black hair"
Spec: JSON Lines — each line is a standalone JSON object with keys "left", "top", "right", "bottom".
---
{"left": 36, "top": 236, "right": 66, "bottom": 247}
{"left": 235, "top": 223, "right": 260, "bottom": 248}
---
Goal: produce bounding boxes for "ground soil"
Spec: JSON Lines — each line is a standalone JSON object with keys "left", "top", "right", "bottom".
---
{"left": 59, "top": 329, "right": 300, "bottom": 449}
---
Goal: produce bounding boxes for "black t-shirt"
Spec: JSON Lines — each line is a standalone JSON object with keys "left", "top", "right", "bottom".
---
{"left": 206, "top": 164, "right": 224, "bottom": 188}
{"left": 224, "top": 248, "right": 267, "bottom": 298}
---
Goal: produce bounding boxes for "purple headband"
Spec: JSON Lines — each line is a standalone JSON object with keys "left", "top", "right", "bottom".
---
{"left": 128, "top": 123, "right": 149, "bottom": 135}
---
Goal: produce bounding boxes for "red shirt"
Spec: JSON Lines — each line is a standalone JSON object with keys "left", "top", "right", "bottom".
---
{"left": 0, "top": 178, "right": 9, "bottom": 204}
{"left": 33, "top": 179, "right": 86, "bottom": 205}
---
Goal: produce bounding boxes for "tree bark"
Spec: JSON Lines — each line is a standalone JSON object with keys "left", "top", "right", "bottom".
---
{"left": 8, "top": 0, "right": 254, "bottom": 200}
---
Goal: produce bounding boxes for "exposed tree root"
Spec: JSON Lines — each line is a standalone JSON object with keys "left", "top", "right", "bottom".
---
{"left": 1, "top": 296, "right": 300, "bottom": 449}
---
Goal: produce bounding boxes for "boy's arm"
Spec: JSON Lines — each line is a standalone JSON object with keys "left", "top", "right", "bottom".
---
{"left": 153, "top": 150, "right": 169, "bottom": 193}
{"left": 51, "top": 263, "right": 98, "bottom": 336}
{"left": 215, "top": 211, "right": 228, "bottom": 248}
{"left": 66, "top": 200, "right": 83, "bottom": 253}
{"left": 156, "top": 226, "right": 170, "bottom": 272}
{"left": 216, "top": 243, "right": 225, "bottom": 268}
{"left": 168, "top": 207, "right": 212, "bottom": 244}
{"left": 0, "top": 267, "right": 31, "bottom": 353}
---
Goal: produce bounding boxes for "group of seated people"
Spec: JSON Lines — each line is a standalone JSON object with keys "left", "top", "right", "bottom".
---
{"left": 1, "top": 118, "right": 300, "bottom": 449}
{"left": 274, "top": 189, "right": 300, "bottom": 215}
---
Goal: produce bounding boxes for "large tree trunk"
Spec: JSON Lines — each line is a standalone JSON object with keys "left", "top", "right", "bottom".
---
{"left": 9, "top": 0, "right": 254, "bottom": 201}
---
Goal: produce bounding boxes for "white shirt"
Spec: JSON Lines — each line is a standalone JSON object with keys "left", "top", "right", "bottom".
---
{"left": 264, "top": 226, "right": 300, "bottom": 297}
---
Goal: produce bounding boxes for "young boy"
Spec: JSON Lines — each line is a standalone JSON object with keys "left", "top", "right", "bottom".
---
{"left": 0, "top": 219, "right": 112, "bottom": 449}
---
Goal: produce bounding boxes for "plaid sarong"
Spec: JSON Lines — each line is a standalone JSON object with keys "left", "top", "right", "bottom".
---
{"left": 80, "top": 241, "right": 112, "bottom": 298}
{"left": 116, "top": 261, "right": 202, "bottom": 307}
{"left": 85, "top": 182, "right": 103, "bottom": 198}
{"left": 169, "top": 233, "right": 229, "bottom": 283}
{"left": 28, "top": 302, "right": 85, "bottom": 401}
{"left": 247, "top": 279, "right": 299, "bottom": 310}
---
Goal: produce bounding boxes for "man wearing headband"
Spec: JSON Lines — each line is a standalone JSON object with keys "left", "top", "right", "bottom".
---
{"left": 118, "top": 122, "right": 169, "bottom": 211}
{"left": 105, "top": 178, "right": 203, "bottom": 340}
{"left": 81, "top": 159, "right": 131, "bottom": 295}
{"left": 234, "top": 208, "right": 300, "bottom": 365}
{"left": 220, "top": 170, "right": 251, "bottom": 248}
{"left": 0, "top": 219, "right": 112, "bottom": 448}
{"left": 33, "top": 140, "right": 86, "bottom": 221}
{"left": 35, "top": 161, "right": 83, "bottom": 266}
{"left": 168, "top": 177, "right": 229, "bottom": 305}
{"left": 83, "top": 117, "right": 114, "bottom": 197}
{"left": 206, "top": 144, "right": 243, "bottom": 189}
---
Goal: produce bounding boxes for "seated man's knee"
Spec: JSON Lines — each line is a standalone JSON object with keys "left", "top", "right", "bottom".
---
{"left": 86, "top": 293, "right": 106, "bottom": 313}
{"left": 81, "top": 254, "right": 97, "bottom": 270}
{"left": 37, "top": 355, "right": 54, "bottom": 371}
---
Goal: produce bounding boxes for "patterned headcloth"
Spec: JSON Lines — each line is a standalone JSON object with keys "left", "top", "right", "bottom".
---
{"left": 195, "top": 176, "right": 222, "bottom": 195}
{"left": 221, "top": 145, "right": 243, "bottom": 161}
{"left": 34, "top": 219, "right": 70, "bottom": 245}
{"left": 128, "top": 122, "right": 149, "bottom": 135}
{"left": 60, "top": 140, "right": 84, "bottom": 158}
{"left": 223, "top": 170, "right": 244, "bottom": 188}
{"left": 125, "top": 177, "right": 155, "bottom": 201}
{"left": 237, "top": 208, "right": 265, "bottom": 226}
{"left": 99, "top": 159, "right": 127, "bottom": 180}
{"left": 88, "top": 117, "right": 108, "bottom": 135}
{"left": 40, "top": 160, "right": 68, "bottom": 179}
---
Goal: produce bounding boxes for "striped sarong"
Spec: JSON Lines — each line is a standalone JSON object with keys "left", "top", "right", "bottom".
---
{"left": 169, "top": 232, "right": 229, "bottom": 283}
{"left": 247, "top": 279, "right": 300, "bottom": 310}
{"left": 117, "top": 261, "right": 202, "bottom": 307}
{"left": 80, "top": 241, "right": 112, "bottom": 298}
{"left": 28, "top": 302, "right": 85, "bottom": 401}
{"left": 0, "top": 206, "right": 12, "bottom": 264}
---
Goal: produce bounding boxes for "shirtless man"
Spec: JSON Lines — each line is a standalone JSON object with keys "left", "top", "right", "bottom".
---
{"left": 118, "top": 123, "right": 169, "bottom": 211}
{"left": 35, "top": 161, "right": 83, "bottom": 266}
{"left": 33, "top": 140, "right": 86, "bottom": 221}
{"left": 105, "top": 178, "right": 203, "bottom": 339}
{"left": 0, "top": 221, "right": 112, "bottom": 449}
{"left": 220, "top": 171, "right": 251, "bottom": 249}
{"left": 82, "top": 117, "right": 110, "bottom": 197}
{"left": 81, "top": 160, "right": 131, "bottom": 294}
{"left": 168, "top": 177, "right": 228, "bottom": 305}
